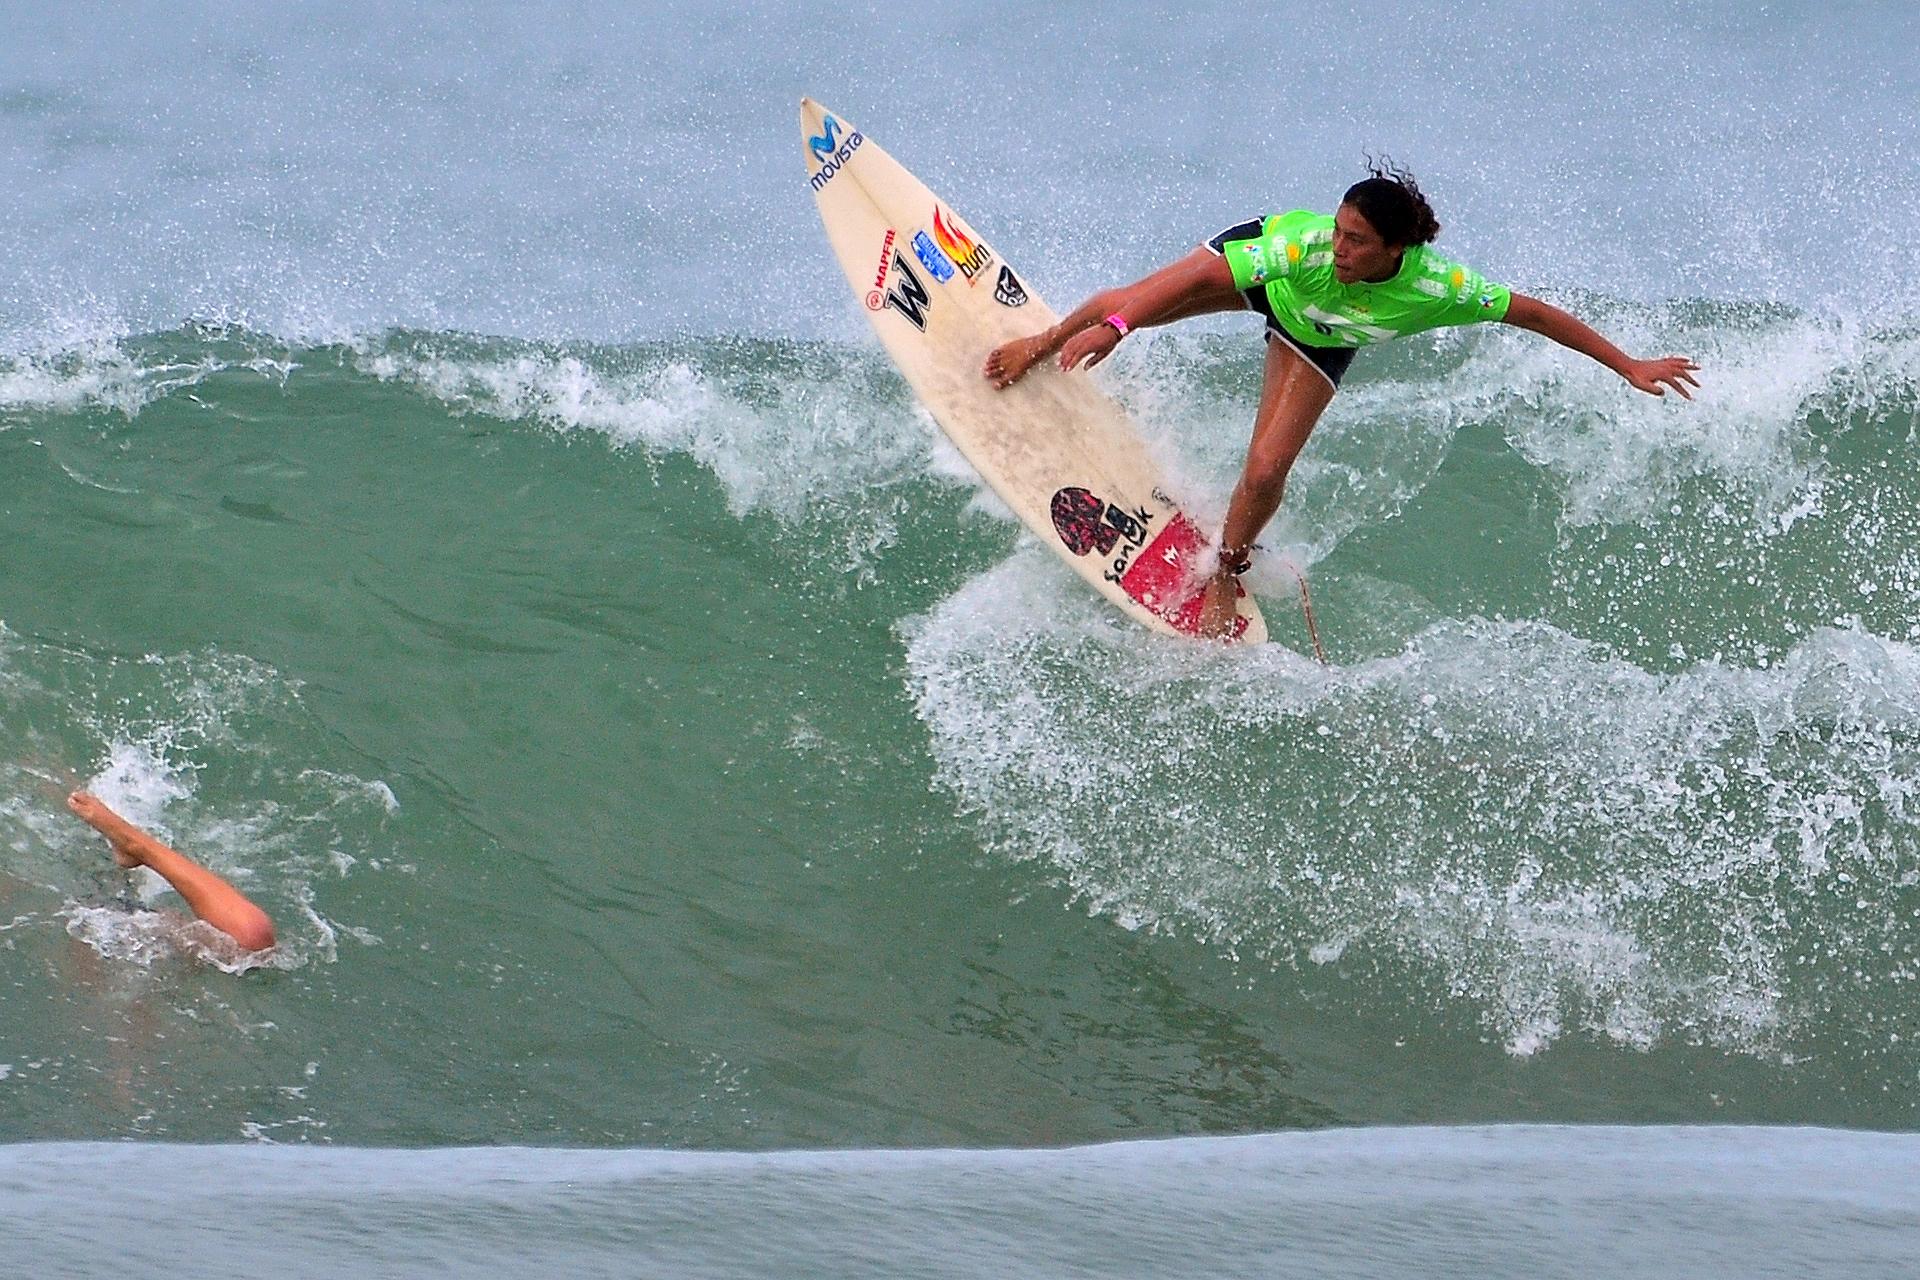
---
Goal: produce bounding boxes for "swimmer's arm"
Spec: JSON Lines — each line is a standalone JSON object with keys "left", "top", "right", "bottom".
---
{"left": 1502, "top": 292, "right": 1700, "bottom": 399}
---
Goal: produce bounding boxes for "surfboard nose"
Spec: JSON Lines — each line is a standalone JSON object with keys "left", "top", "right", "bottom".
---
{"left": 800, "top": 98, "right": 851, "bottom": 128}
{"left": 800, "top": 97, "right": 840, "bottom": 134}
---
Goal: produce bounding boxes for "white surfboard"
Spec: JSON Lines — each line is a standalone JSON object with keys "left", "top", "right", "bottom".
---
{"left": 800, "top": 98, "right": 1264, "bottom": 644}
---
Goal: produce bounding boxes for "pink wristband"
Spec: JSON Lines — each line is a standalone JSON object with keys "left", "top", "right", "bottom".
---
{"left": 1103, "top": 313, "right": 1130, "bottom": 337}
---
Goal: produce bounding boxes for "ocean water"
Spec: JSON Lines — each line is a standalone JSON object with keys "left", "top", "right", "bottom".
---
{"left": 5, "top": 0, "right": 1920, "bottom": 1272}
{"left": 11, "top": 1127, "right": 1920, "bottom": 1279}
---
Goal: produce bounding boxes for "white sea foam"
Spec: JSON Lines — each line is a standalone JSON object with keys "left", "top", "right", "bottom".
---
{"left": 902, "top": 550, "right": 1920, "bottom": 1058}
{"left": 0, "top": 631, "right": 394, "bottom": 973}
{"left": 0, "top": 320, "right": 298, "bottom": 420}
{"left": 59, "top": 903, "right": 275, "bottom": 973}
{"left": 1485, "top": 304, "right": 1835, "bottom": 527}
{"left": 0, "top": 329, "right": 174, "bottom": 418}
{"left": 297, "top": 769, "right": 401, "bottom": 816}
{"left": 6, "top": 303, "right": 1909, "bottom": 588}
{"left": 1113, "top": 307, "right": 1920, "bottom": 559}
{"left": 352, "top": 336, "right": 941, "bottom": 555}
{"left": 355, "top": 305, "right": 1873, "bottom": 582}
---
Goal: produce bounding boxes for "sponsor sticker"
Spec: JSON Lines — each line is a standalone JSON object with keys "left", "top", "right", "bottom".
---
{"left": 807, "top": 114, "right": 865, "bottom": 191}
{"left": 866, "top": 228, "right": 897, "bottom": 310}
{"left": 808, "top": 116, "right": 843, "bottom": 165}
{"left": 911, "top": 230, "right": 956, "bottom": 283}
{"left": 1117, "top": 513, "right": 1250, "bottom": 638}
{"left": 932, "top": 207, "right": 994, "bottom": 284}
{"left": 1240, "top": 242, "right": 1270, "bottom": 285}
{"left": 882, "top": 249, "right": 932, "bottom": 331}
{"left": 992, "top": 265, "right": 1029, "bottom": 308}
{"left": 1051, "top": 486, "right": 1123, "bottom": 556}
{"left": 1051, "top": 488, "right": 1246, "bottom": 637}
{"left": 1050, "top": 486, "right": 1154, "bottom": 584}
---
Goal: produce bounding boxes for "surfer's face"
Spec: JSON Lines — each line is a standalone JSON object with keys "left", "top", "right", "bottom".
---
{"left": 1332, "top": 204, "right": 1400, "bottom": 284}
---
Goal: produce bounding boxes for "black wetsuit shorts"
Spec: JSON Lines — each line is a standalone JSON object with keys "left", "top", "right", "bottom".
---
{"left": 1205, "top": 216, "right": 1356, "bottom": 389}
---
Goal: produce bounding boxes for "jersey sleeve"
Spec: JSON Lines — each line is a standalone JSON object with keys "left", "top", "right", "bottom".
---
{"left": 1421, "top": 254, "right": 1512, "bottom": 327}
{"left": 1221, "top": 210, "right": 1326, "bottom": 292}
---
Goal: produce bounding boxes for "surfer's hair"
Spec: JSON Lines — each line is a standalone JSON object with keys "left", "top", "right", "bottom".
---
{"left": 1342, "top": 156, "right": 1441, "bottom": 247}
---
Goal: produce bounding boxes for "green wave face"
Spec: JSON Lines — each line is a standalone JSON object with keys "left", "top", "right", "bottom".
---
{"left": 3, "top": 316, "right": 1918, "bottom": 1144}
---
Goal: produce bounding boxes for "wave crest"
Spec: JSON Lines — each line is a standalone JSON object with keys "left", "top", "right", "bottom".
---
{"left": 903, "top": 553, "right": 1920, "bottom": 1061}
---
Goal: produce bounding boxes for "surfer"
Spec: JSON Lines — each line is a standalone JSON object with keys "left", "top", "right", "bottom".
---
{"left": 982, "top": 161, "right": 1701, "bottom": 639}
{"left": 66, "top": 791, "right": 277, "bottom": 954}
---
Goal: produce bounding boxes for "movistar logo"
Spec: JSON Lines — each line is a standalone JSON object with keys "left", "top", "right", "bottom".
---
{"left": 808, "top": 114, "right": 865, "bottom": 192}
{"left": 808, "top": 116, "right": 843, "bottom": 164}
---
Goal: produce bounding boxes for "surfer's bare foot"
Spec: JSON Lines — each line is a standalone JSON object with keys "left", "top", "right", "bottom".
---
{"left": 67, "top": 791, "right": 145, "bottom": 867}
{"left": 983, "top": 331, "right": 1054, "bottom": 389}
{"left": 1195, "top": 575, "right": 1240, "bottom": 642}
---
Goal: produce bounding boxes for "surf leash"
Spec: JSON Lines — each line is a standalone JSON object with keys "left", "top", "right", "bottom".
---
{"left": 1293, "top": 570, "right": 1328, "bottom": 665}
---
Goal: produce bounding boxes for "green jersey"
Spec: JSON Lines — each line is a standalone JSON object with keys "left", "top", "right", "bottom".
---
{"left": 1221, "top": 210, "right": 1511, "bottom": 349}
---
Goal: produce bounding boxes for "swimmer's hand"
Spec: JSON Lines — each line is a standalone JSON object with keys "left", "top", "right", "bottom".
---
{"left": 1624, "top": 356, "right": 1701, "bottom": 400}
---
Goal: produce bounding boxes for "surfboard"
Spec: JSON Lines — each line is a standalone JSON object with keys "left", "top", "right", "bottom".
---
{"left": 800, "top": 98, "right": 1265, "bottom": 644}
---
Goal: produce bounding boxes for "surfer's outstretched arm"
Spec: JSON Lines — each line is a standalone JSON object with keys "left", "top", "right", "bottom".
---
{"left": 67, "top": 791, "right": 276, "bottom": 952}
{"left": 984, "top": 248, "right": 1241, "bottom": 388}
{"left": 1503, "top": 293, "right": 1700, "bottom": 399}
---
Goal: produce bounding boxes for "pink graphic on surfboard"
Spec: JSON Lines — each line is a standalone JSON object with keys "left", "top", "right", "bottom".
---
{"left": 1048, "top": 486, "right": 1250, "bottom": 640}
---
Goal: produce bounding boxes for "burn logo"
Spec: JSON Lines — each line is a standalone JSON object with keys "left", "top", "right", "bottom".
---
{"left": 932, "top": 206, "right": 994, "bottom": 284}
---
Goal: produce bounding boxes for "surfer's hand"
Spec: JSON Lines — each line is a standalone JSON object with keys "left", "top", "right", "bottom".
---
{"left": 1625, "top": 356, "right": 1701, "bottom": 400}
{"left": 1058, "top": 323, "right": 1121, "bottom": 373}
